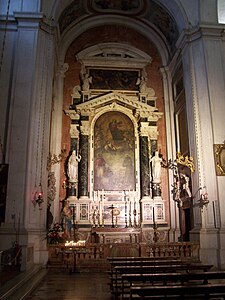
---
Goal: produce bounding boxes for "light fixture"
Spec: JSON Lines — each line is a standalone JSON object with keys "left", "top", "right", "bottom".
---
{"left": 197, "top": 187, "right": 209, "bottom": 209}
{"left": 193, "top": 186, "right": 209, "bottom": 209}
{"left": 32, "top": 184, "right": 44, "bottom": 209}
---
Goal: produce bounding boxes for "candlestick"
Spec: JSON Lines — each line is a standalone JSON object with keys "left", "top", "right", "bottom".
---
{"left": 125, "top": 200, "right": 127, "bottom": 227}
{"left": 17, "top": 213, "right": 20, "bottom": 244}
{"left": 153, "top": 206, "right": 155, "bottom": 223}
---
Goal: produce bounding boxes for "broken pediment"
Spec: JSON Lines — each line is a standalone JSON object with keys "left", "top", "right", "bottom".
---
{"left": 66, "top": 91, "right": 162, "bottom": 122}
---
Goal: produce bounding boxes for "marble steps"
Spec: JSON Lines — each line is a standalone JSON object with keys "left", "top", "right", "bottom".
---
{"left": 0, "top": 264, "right": 47, "bottom": 300}
{"left": 47, "top": 257, "right": 110, "bottom": 272}
{"left": 76, "top": 258, "right": 110, "bottom": 272}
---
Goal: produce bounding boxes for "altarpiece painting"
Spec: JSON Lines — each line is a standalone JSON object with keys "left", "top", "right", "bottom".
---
{"left": 94, "top": 111, "right": 135, "bottom": 191}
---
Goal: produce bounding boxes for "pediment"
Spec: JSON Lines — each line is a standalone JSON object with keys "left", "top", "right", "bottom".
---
{"left": 75, "top": 92, "right": 162, "bottom": 121}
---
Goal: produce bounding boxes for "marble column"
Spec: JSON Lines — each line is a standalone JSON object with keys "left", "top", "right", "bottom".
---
{"left": 140, "top": 136, "right": 150, "bottom": 197}
{"left": 78, "top": 133, "right": 89, "bottom": 197}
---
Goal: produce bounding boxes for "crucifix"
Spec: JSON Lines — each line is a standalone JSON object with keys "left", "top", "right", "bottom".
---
{"left": 108, "top": 204, "right": 115, "bottom": 228}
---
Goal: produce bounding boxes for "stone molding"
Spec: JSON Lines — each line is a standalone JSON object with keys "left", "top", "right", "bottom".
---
{"left": 75, "top": 91, "right": 162, "bottom": 121}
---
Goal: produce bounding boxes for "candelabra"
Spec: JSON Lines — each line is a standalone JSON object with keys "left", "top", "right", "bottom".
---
{"left": 108, "top": 204, "right": 115, "bottom": 228}
{"left": 153, "top": 221, "right": 159, "bottom": 243}
{"left": 152, "top": 207, "right": 159, "bottom": 242}
{"left": 92, "top": 209, "right": 96, "bottom": 228}
{"left": 125, "top": 201, "right": 128, "bottom": 227}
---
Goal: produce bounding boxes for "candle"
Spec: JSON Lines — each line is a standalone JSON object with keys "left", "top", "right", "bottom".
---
{"left": 153, "top": 207, "right": 155, "bottom": 223}
{"left": 17, "top": 213, "right": 20, "bottom": 244}
{"left": 102, "top": 191, "right": 104, "bottom": 221}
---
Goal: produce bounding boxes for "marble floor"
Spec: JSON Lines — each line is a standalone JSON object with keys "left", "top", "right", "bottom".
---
{"left": 24, "top": 269, "right": 113, "bottom": 300}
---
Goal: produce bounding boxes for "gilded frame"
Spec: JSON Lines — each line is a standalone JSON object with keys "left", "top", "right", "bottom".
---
{"left": 214, "top": 144, "right": 225, "bottom": 176}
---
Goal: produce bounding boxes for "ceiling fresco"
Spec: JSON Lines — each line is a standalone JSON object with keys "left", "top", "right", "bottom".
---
{"left": 58, "top": 0, "right": 179, "bottom": 52}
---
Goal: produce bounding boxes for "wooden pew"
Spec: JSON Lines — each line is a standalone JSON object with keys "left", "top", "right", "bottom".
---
{"left": 130, "top": 283, "right": 225, "bottom": 299}
{"left": 108, "top": 257, "right": 191, "bottom": 273}
{"left": 113, "top": 263, "right": 212, "bottom": 275}
{"left": 108, "top": 259, "right": 196, "bottom": 282}
{"left": 122, "top": 271, "right": 225, "bottom": 299}
{"left": 110, "top": 263, "right": 212, "bottom": 296}
{"left": 107, "top": 256, "right": 188, "bottom": 262}
{"left": 109, "top": 259, "right": 193, "bottom": 269}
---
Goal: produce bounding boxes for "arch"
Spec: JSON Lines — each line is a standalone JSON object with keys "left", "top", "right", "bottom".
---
{"left": 50, "top": 0, "right": 188, "bottom": 33}
{"left": 88, "top": 100, "right": 141, "bottom": 198}
{"left": 76, "top": 42, "right": 152, "bottom": 62}
{"left": 156, "top": 0, "right": 191, "bottom": 30}
{"left": 93, "top": 111, "right": 136, "bottom": 191}
{"left": 59, "top": 15, "right": 170, "bottom": 65}
{"left": 48, "top": 1, "right": 190, "bottom": 66}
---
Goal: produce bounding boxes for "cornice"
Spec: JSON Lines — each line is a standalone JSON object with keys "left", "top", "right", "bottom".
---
{"left": 64, "top": 109, "right": 79, "bottom": 120}
{"left": 176, "top": 24, "right": 225, "bottom": 52}
{"left": 75, "top": 92, "right": 162, "bottom": 121}
{"left": 65, "top": 92, "right": 163, "bottom": 126}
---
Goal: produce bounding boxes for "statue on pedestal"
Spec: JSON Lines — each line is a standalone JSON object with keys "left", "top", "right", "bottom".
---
{"left": 67, "top": 150, "right": 81, "bottom": 183}
{"left": 80, "top": 64, "right": 92, "bottom": 92}
{"left": 150, "top": 150, "right": 162, "bottom": 183}
{"left": 61, "top": 200, "right": 73, "bottom": 238}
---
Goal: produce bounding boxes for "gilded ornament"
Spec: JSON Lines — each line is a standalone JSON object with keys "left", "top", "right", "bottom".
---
{"left": 176, "top": 152, "right": 195, "bottom": 172}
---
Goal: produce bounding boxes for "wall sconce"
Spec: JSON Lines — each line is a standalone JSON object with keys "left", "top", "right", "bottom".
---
{"left": 198, "top": 191, "right": 209, "bottom": 209}
{"left": 62, "top": 180, "right": 67, "bottom": 189}
{"left": 32, "top": 185, "right": 44, "bottom": 209}
{"left": 193, "top": 186, "right": 209, "bottom": 209}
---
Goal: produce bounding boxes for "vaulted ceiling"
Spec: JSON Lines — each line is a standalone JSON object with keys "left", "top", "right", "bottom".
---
{"left": 57, "top": 0, "right": 180, "bottom": 60}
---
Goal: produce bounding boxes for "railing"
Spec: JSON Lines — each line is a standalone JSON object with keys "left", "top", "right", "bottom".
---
{"left": 142, "top": 242, "right": 200, "bottom": 260}
{"left": 48, "top": 242, "right": 200, "bottom": 264}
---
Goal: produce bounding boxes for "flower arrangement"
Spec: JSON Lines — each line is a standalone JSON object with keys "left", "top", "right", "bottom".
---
{"left": 47, "top": 222, "right": 65, "bottom": 244}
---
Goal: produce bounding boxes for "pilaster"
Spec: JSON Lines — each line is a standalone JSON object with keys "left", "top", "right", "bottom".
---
{"left": 0, "top": 12, "right": 55, "bottom": 269}
{"left": 178, "top": 25, "right": 225, "bottom": 267}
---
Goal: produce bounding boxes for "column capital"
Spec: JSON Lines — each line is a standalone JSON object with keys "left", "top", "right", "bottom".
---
{"left": 80, "top": 121, "right": 90, "bottom": 136}
{"left": 56, "top": 63, "right": 69, "bottom": 78}
{"left": 139, "top": 122, "right": 158, "bottom": 139}
{"left": 14, "top": 12, "right": 44, "bottom": 28}
{"left": 70, "top": 124, "right": 80, "bottom": 139}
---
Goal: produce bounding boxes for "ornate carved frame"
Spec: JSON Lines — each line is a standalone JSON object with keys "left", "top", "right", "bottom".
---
{"left": 214, "top": 144, "right": 225, "bottom": 176}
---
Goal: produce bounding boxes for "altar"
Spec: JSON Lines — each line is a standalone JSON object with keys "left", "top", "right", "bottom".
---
{"left": 59, "top": 62, "right": 169, "bottom": 243}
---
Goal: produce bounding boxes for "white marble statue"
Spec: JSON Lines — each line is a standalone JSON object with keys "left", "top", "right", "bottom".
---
{"left": 150, "top": 150, "right": 162, "bottom": 183}
{"left": 67, "top": 150, "right": 81, "bottom": 182}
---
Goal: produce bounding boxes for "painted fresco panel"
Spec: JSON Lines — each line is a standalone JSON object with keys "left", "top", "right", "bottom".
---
{"left": 91, "top": 0, "right": 143, "bottom": 13}
{"left": 90, "top": 69, "right": 139, "bottom": 90}
{"left": 94, "top": 111, "right": 135, "bottom": 191}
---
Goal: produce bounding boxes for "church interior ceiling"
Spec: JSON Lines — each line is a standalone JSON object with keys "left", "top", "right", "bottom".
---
{"left": 58, "top": 0, "right": 179, "bottom": 52}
